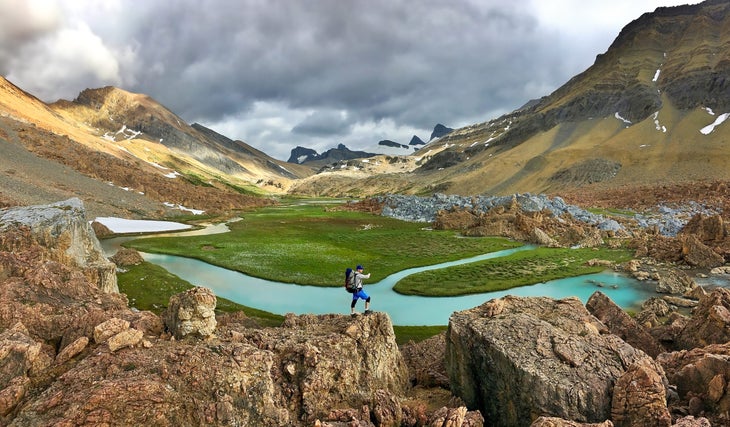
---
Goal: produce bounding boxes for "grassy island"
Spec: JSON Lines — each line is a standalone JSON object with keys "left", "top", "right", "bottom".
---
{"left": 392, "top": 246, "right": 633, "bottom": 296}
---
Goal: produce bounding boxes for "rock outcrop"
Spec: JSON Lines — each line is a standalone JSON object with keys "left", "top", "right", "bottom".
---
{"left": 658, "top": 342, "right": 730, "bottom": 425}
{"left": 0, "top": 199, "right": 424, "bottom": 426}
{"left": 610, "top": 359, "right": 671, "bottom": 427}
{"left": 164, "top": 286, "right": 217, "bottom": 339}
{"left": 0, "top": 198, "right": 117, "bottom": 293}
{"left": 675, "top": 287, "right": 730, "bottom": 350}
{"left": 586, "top": 291, "right": 665, "bottom": 358}
{"left": 446, "top": 296, "right": 664, "bottom": 426}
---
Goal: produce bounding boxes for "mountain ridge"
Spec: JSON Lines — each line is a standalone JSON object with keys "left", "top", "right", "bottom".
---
{"left": 3, "top": 0, "right": 730, "bottom": 214}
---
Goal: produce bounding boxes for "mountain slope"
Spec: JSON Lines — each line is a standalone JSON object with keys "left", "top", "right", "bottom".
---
{"left": 416, "top": 0, "right": 730, "bottom": 195}
{"left": 291, "top": 0, "right": 730, "bottom": 198}
{"left": 0, "top": 77, "right": 277, "bottom": 217}
{"left": 51, "top": 87, "right": 311, "bottom": 186}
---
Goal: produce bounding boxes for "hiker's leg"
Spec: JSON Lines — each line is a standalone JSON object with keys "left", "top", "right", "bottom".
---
{"left": 364, "top": 295, "right": 371, "bottom": 311}
{"left": 351, "top": 298, "right": 357, "bottom": 313}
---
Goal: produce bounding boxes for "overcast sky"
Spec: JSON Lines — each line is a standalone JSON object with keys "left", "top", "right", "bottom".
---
{"left": 0, "top": 0, "right": 703, "bottom": 160}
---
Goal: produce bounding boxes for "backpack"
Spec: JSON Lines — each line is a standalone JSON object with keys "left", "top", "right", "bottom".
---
{"left": 344, "top": 268, "right": 357, "bottom": 293}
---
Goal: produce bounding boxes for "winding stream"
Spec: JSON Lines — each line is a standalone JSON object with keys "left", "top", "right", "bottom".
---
{"left": 102, "top": 228, "right": 656, "bottom": 326}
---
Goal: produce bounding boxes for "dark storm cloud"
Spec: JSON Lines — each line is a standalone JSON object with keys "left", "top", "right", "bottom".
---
{"left": 2, "top": 0, "right": 699, "bottom": 159}
{"left": 105, "top": 0, "right": 556, "bottom": 129}
{"left": 291, "top": 110, "right": 354, "bottom": 137}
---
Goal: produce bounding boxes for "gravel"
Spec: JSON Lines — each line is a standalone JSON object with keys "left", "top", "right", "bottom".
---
{"left": 376, "top": 193, "right": 719, "bottom": 237}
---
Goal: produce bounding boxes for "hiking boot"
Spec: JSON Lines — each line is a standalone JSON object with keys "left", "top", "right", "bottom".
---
{"left": 351, "top": 313, "right": 359, "bottom": 318}
{"left": 364, "top": 310, "right": 372, "bottom": 315}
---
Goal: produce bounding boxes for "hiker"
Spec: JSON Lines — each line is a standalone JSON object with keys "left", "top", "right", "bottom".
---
{"left": 351, "top": 264, "right": 372, "bottom": 316}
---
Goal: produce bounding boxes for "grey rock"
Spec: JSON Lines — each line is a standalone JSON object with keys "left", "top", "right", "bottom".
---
{"left": 446, "top": 296, "right": 659, "bottom": 426}
{"left": 0, "top": 198, "right": 118, "bottom": 293}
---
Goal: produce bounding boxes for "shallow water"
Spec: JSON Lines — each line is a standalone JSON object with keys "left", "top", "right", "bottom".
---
{"left": 138, "top": 247, "right": 657, "bottom": 326}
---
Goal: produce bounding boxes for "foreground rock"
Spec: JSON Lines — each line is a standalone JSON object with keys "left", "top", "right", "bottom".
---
{"left": 0, "top": 197, "right": 117, "bottom": 293}
{"left": 446, "top": 296, "right": 666, "bottom": 426}
{"left": 1, "top": 199, "right": 436, "bottom": 426}
{"left": 586, "top": 291, "right": 665, "bottom": 358}
{"left": 164, "top": 286, "right": 217, "bottom": 339}
{"left": 675, "top": 288, "right": 730, "bottom": 350}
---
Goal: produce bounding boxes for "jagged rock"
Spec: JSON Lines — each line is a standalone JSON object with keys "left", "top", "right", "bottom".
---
{"left": 109, "top": 247, "right": 144, "bottom": 266}
{"left": 680, "top": 214, "right": 726, "bottom": 242}
{"left": 530, "top": 417, "right": 614, "bottom": 426}
{"left": 657, "top": 342, "right": 730, "bottom": 425}
{"left": 710, "top": 265, "right": 730, "bottom": 275}
{"left": 107, "top": 328, "right": 143, "bottom": 352}
{"left": 164, "top": 287, "right": 217, "bottom": 339}
{"left": 427, "top": 405, "right": 484, "bottom": 427}
{"left": 446, "top": 296, "right": 660, "bottom": 426}
{"left": 0, "top": 323, "right": 41, "bottom": 388}
{"left": 90, "top": 220, "right": 113, "bottom": 238}
{"left": 661, "top": 295, "right": 698, "bottom": 308}
{"left": 641, "top": 297, "right": 672, "bottom": 317}
{"left": 370, "top": 389, "right": 401, "bottom": 426}
{"left": 0, "top": 376, "right": 30, "bottom": 417}
{"left": 577, "top": 228, "right": 604, "bottom": 248}
{"left": 0, "top": 198, "right": 117, "bottom": 293}
{"left": 671, "top": 416, "right": 712, "bottom": 427}
{"left": 531, "top": 227, "right": 560, "bottom": 247}
{"left": 656, "top": 269, "right": 696, "bottom": 294}
{"left": 55, "top": 336, "right": 89, "bottom": 365}
{"left": 94, "top": 318, "right": 130, "bottom": 344}
{"left": 676, "top": 288, "right": 730, "bottom": 349}
{"left": 684, "top": 285, "right": 707, "bottom": 301}
{"left": 624, "top": 259, "right": 641, "bottom": 272}
{"left": 610, "top": 359, "right": 671, "bottom": 427}
{"left": 586, "top": 291, "right": 665, "bottom": 358}
{"left": 680, "top": 234, "right": 725, "bottom": 268}
{"left": 400, "top": 332, "right": 449, "bottom": 388}
{"left": 10, "top": 312, "right": 409, "bottom": 426}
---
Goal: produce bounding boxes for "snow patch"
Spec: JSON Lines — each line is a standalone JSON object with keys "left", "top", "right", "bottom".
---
{"left": 700, "top": 113, "right": 730, "bottom": 135}
{"left": 614, "top": 112, "right": 632, "bottom": 125}
{"left": 652, "top": 112, "right": 667, "bottom": 133}
{"left": 92, "top": 217, "right": 192, "bottom": 233}
{"left": 163, "top": 171, "right": 181, "bottom": 178}
{"left": 704, "top": 107, "right": 715, "bottom": 116}
{"left": 162, "top": 202, "right": 205, "bottom": 215}
{"left": 653, "top": 69, "right": 661, "bottom": 82}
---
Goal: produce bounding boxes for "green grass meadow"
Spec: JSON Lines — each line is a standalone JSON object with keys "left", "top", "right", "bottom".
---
{"left": 115, "top": 202, "right": 631, "bottom": 341}
{"left": 124, "top": 203, "right": 523, "bottom": 287}
{"left": 393, "top": 246, "right": 633, "bottom": 296}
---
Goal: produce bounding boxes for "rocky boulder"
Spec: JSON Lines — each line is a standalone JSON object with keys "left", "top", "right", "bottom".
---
{"left": 164, "top": 287, "right": 217, "bottom": 339}
{"left": 0, "top": 203, "right": 135, "bottom": 348}
{"left": 610, "top": 359, "right": 671, "bottom": 427}
{"left": 0, "top": 198, "right": 117, "bottom": 293}
{"left": 109, "top": 247, "right": 144, "bottom": 266}
{"left": 656, "top": 268, "right": 696, "bottom": 295}
{"left": 446, "top": 296, "right": 662, "bottom": 426}
{"left": 530, "top": 417, "right": 614, "bottom": 426}
{"left": 400, "top": 332, "right": 449, "bottom": 388}
{"left": 680, "top": 234, "right": 725, "bottom": 268}
{"left": 657, "top": 343, "right": 730, "bottom": 425}
{"left": 586, "top": 291, "right": 665, "bottom": 358}
{"left": 675, "top": 288, "right": 730, "bottom": 350}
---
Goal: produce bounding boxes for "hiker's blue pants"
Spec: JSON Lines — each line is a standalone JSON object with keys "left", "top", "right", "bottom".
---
{"left": 351, "top": 289, "right": 370, "bottom": 307}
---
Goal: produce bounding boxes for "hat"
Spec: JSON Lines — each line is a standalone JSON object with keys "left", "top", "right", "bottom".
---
{"left": 356, "top": 265, "right": 363, "bottom": 270}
